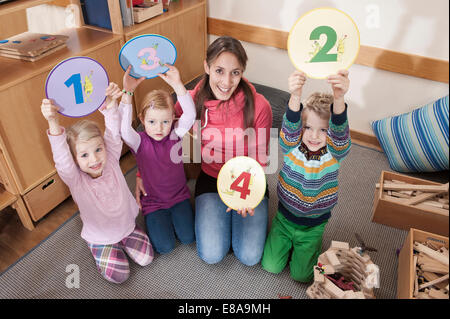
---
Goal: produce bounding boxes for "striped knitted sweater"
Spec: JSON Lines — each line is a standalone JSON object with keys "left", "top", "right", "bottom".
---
{"left": 277, "top": 104, "right": 351, "bottom": 226}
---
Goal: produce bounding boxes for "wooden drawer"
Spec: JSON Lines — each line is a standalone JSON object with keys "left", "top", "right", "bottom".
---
{"left": 23, "top": 173, "right": 71, "bottom": 222}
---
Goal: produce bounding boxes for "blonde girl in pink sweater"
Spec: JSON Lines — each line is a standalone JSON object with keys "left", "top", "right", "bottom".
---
{"left": 40, "top": 83, "right": 154, "bottom": 284}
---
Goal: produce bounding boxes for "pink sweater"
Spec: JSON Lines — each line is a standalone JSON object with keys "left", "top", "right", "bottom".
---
{"left": 175, "top": 79, "right": 273, "bottom": 178}
{"left": 47, "top": 108, "right": 138, "bottom": 245}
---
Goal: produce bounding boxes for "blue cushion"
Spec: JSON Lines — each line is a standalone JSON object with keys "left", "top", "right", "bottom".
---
{"left": 371, "top": 95, "right": 449, "bottom": 172}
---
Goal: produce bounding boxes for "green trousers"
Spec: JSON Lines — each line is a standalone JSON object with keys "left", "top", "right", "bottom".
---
{"left": 261, "top": 211, "right": 327, "bottom": 282}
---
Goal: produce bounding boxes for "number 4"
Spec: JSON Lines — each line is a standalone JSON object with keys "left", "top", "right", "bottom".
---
{"left": 230, "top": 172, "right": 252, "bottom": 200}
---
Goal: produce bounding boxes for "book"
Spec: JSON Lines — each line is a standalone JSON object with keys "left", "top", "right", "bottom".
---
{"left": 0, "top": 32, "right": 68, "bottom": 61}
{"left": 120, "top": 0, "right": 134, "bottom": 27}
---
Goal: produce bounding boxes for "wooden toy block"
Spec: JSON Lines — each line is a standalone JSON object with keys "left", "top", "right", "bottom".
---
{"left": 324, "top": 278, "right": 345, "bottom": 298}
{"left": 325, "top": 251, "right": 341, "bottom": 267}
{"left": 331, "top": 240, "right": 350, "bottom": 250}
{"left": 419, "top": 274, "right": 449, "bottom": 290}
{"left": 354, "top": 291, "right": 365, "bottom": 299}
{"left": 428, "top": 288, "right": 449, "bottom": 299}
{"left": 417, "top": 254, "right": 448, "bottom": 270}
{"left": 414, "top": 242, "right": 449, "bottom": 266}
{"left": 322, "top": 264, "right": 336, "bottom": 275}
{"left": 422, "top": 272, "right": 449, "bottom": 290}
{"left": 381, "top": 183, "right": 449, "bottom": 193}
{"left": 404, "top": 192, "right": 441, "bottom": 205}
{"left": 314, "top": 268, "right": 325, "bottom": 283}
{"left": 343, "top": 290, "right": 357, "bottom": 299}
{"left": 420, "top": 264, "right": 449, "bottom": 274}
{"left": 416, "top": 292, "right": 432, "bottom": 299}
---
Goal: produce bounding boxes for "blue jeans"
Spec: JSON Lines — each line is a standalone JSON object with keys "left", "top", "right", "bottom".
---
{"left": 145, "top": 199, "right": 195, "bottom": 254}
{"left": 195, "top": 193, "right": 268, "bottom": 266}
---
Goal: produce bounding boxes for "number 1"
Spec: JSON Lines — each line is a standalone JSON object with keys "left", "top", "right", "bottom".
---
{"left": 64, "top": 73, "right": 84, "bottom": 104}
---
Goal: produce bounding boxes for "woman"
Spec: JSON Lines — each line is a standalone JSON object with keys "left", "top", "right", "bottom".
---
{"left": 136, "top": 36, "right": 273, "bottom": 266}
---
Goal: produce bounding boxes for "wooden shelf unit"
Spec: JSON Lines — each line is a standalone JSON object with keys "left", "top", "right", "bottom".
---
{"left": 0, "top": 0, "right": 206, "bottom": 230}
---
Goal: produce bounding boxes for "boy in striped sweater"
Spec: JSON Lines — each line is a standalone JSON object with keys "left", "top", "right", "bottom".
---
{"left": 261, "top": 69, "right": 351, "bottom": 282}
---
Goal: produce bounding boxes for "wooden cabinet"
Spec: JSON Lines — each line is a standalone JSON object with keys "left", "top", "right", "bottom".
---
{"left": 0, "top": 0, "right": 206, "bottom": 230}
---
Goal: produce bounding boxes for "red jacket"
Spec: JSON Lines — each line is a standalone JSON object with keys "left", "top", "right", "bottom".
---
{"left": 175, "top": 78, "right": 273, "bottom": 178}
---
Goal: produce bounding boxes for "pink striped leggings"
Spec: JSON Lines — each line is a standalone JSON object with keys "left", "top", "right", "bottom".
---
{"left": 87, "top": 225, "right": 154, "bottom": 284}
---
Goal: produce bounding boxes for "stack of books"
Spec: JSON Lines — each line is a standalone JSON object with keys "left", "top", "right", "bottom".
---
{"left": 0, "top": 32, "right": 69, "bottom": 62}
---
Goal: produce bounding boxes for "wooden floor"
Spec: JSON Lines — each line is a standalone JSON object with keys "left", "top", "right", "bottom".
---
{"left": 0, "top": 152, "right": 137, "bottom": 274}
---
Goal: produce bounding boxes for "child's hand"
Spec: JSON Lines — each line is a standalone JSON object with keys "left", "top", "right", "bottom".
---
{"left": 123, "top": 65, "right": 146, "bottom": 93}
{"left": 135, "top": 176, "right": 147, "bottom": 210}
{"left": 102, "top": 82, "right": 123, "bottom": 110}
{"left": 288, "top": 70, "right": 307, "bottom": 98}
{"left": 158, "top": 64, "right": 187, "bottom": 96}
{"left": 41, "top": 99, "right": 62, "bottom": 135}
{"left": 327, "top": 69, "right": 349, "bottom": 100}
{"left": 41, "top": 99, "right": 59, "bottom": 122}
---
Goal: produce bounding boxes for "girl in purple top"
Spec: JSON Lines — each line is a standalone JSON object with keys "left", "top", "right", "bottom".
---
{"left": 40, "top": 84, "right": 154, "bottom": 284}
{"left": 119, "top": 64, "right": 196, "bottom": 254}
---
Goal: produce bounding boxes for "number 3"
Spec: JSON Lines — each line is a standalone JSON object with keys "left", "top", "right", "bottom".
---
{"left": 309, "top": 26, "right": 338, "bottom": 63}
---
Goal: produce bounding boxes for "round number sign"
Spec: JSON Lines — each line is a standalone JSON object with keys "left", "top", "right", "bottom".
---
{"left": 119, "top": 34, "right": 177, "bottom": 79}
{"left": 288, "top": 7, "right": 360, "bottom": 79}
{"left": 45, "top": 56, "right": 109, "bottom": 118}
{"left": 217, "top": 156, "right": 266, "bottom": 211}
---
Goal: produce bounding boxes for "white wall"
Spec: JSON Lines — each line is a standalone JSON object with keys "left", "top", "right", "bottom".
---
{"left": 208, "top": 0, "right": 449, "bottom": 135}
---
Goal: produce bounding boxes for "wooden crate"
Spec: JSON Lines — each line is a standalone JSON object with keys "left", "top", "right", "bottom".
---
{"left": 371, "top": 171, "right": 449, "bottom": 236}
{"left": 133, "top": 1, "right": 163, "bottom": 23}
{"left": 397, "top": 228, "right": 448, "bottom": 299}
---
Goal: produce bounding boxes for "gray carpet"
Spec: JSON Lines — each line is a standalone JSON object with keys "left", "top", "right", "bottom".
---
{"left": 2, "top": 142, "right": 433, "bottom": 299}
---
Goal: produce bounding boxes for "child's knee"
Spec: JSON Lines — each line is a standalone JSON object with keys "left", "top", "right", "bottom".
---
{"left": 261, "top": 255, "right": 285, "bottom": 274}
{"left": 290, "top": 264, "right": 313, "bottom": 283}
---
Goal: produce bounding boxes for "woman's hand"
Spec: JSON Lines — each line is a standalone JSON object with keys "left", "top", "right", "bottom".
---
{"left": 226, "top": 207, "right": 255, "bottom": 218}
{"left": 135, "top": 176, "right": 147, "bottom": 210}
{"left": 158, "top": 64, "right": 187, "bottom": 96}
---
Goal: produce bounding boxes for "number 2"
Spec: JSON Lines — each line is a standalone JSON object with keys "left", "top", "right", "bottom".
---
{"left": 309, "top": 26, "right": 338, "bottom": 62}
{"left": 64, "top": 73, "right": 84, "bottom": 104}
{"left": 230, "top": 172, "right": 251, "bottom": 200}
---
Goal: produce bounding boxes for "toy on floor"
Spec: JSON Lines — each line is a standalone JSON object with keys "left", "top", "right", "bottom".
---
{"left": 306, "top": 240, "right": 379, "bottom": 299}
{"left": 376, "top": 179, "right": 449, "bottom": 214}
{"left": 413, "top": 239, "right": 449, "bottom": 299}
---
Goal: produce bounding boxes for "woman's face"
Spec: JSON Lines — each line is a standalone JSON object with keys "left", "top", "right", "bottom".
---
{"left": 204, "top": 51, "right": 244, "bottom": 101}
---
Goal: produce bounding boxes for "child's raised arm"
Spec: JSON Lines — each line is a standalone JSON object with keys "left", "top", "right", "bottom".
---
{"left": 327, "top": 69, "right": 349, "bottom": 115}
{"left": 41, "top": 99, "right": 63, "bottom": 136}
{"left": 158, "top": 64, "right": 195, "bottom": 138}
{"left": 280, "top": 71, "right": 307, "bottom": 154}
{"left": 101, "top": 82, "right": 124, "bottom": 161}
{"left": 326, "top": 70, "right": 351, "bottom": 162}
{"left": 41, "top": 98, "right": 80, "bottom": 185}
{"left": 119, "top": 66, "right": 144, "bottom": 153}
